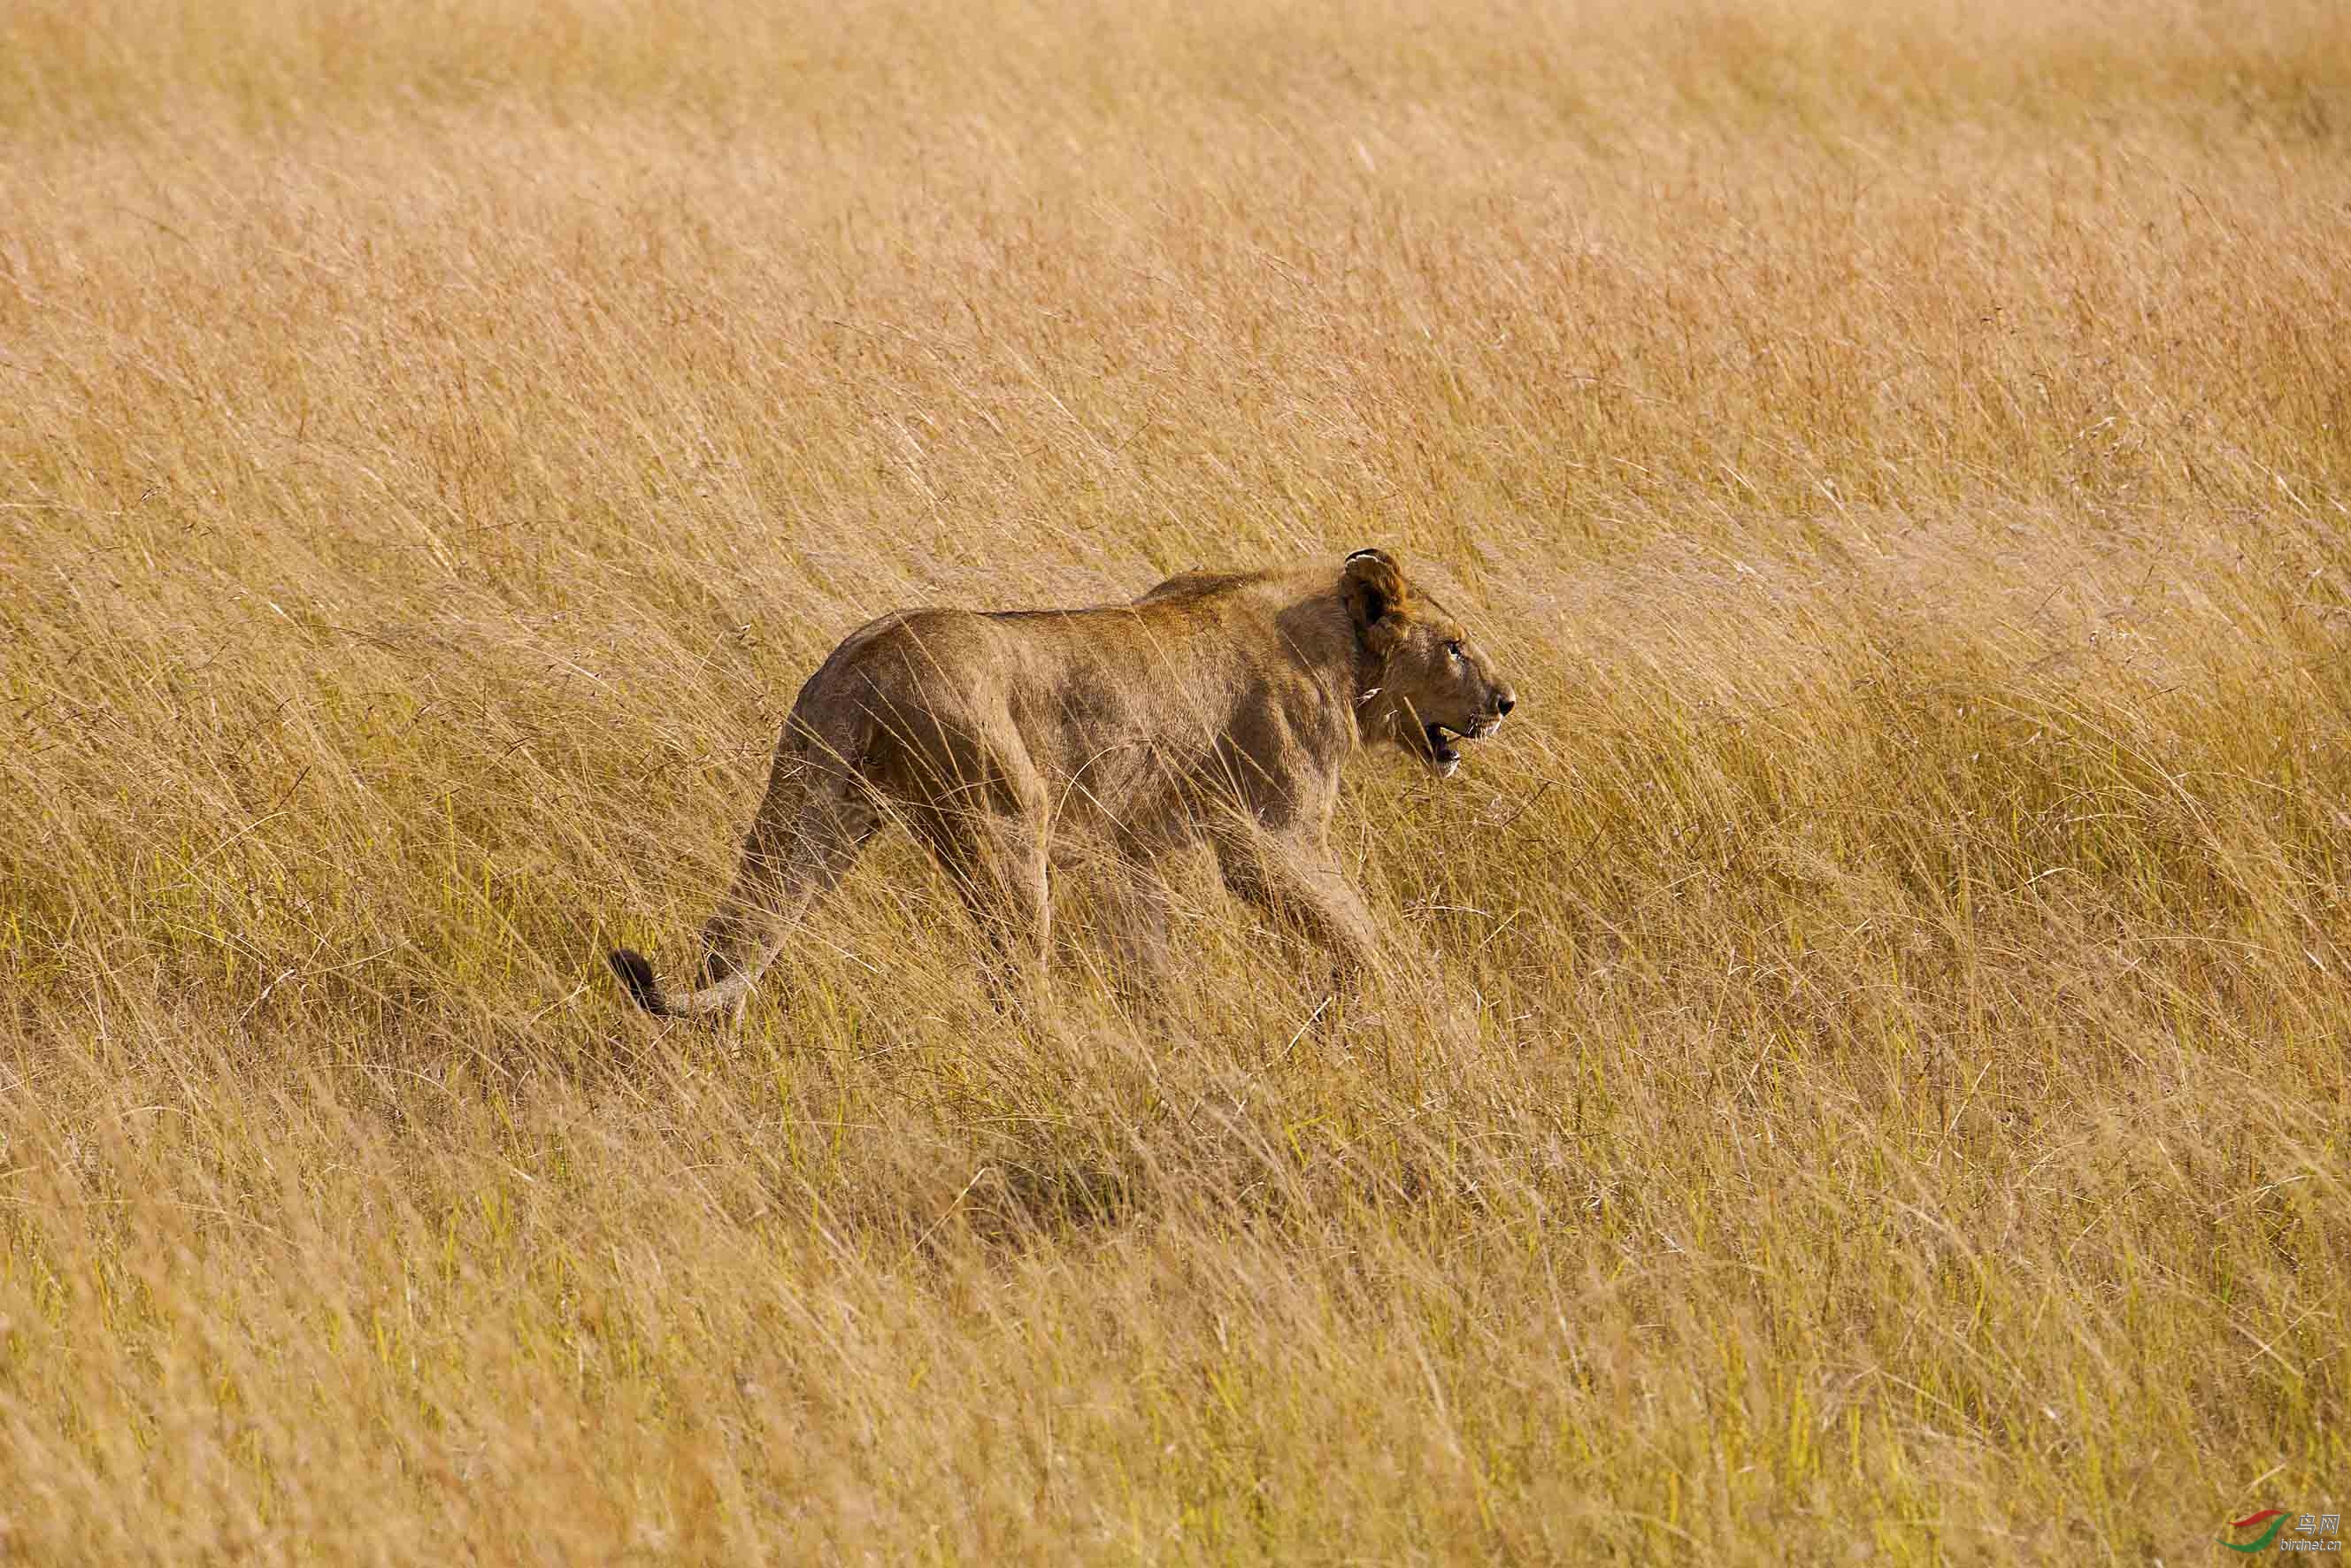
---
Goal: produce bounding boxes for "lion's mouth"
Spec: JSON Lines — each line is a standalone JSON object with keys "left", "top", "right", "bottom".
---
{"left": 1424, "top": 721, "right": 1491, "bottom": 774}
{"left": 1421, "top": 716, "right": 1506, "bottom": 774}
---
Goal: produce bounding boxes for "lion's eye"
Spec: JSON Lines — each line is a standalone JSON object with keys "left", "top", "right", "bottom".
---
{"left": 1445, "top": 640, "right": 1464, "bottom": 660}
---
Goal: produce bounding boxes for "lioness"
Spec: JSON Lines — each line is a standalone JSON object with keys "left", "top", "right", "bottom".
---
{"left": 607, "top": 548, "right": 1517, "bottom": 1019}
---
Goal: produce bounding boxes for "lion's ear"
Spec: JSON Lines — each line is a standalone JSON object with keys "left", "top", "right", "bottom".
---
{"left": 1341, "top": 549, "right": 1410, "bottom": 651}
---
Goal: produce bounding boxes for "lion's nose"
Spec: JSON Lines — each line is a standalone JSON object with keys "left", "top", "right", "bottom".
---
{"left": 1496, "top": 690, "right": 1516, "bottom": 718}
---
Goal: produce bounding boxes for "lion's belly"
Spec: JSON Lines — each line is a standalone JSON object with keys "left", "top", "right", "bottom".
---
{"left": 1038, "top": 738, "right": 1195, "bottom": 839}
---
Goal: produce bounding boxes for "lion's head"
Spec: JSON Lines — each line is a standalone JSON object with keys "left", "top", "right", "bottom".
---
{"left": 1341, "top": 548, "right": 1518, "bottom": 778}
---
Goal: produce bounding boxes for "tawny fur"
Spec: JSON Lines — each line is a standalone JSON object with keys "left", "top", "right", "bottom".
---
{"left": 607, "top": 549, "right": 1517, "bottom": 1019}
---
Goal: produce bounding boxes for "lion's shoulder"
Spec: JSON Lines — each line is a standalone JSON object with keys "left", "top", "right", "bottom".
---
{"left": 1133, "top": 567, "right": 1266, "bottom": 605}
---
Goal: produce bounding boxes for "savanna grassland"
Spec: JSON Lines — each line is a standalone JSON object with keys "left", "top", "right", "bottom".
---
{"left": 3, "top": 0, "right": 2349, "bottom": 1559}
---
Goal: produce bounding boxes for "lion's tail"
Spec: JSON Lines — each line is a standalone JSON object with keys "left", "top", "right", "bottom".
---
{"left": 605, "top": 665, "right": 889, "bottom": 1023}
{"left": 606, "top": 620, "right": 917, "bottom": 1025}
{"left": 604, "top": 947, "right": 767, "bottom": 1018}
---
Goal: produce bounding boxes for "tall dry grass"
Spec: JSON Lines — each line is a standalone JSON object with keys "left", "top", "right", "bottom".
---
{"left": 2, "top": 0, "right": 2348, "bottom": 1559}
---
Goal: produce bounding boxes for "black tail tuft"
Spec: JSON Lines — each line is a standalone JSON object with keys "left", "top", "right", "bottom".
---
{"left": 607, "top": 949, "right": 666, "bottom": 1015}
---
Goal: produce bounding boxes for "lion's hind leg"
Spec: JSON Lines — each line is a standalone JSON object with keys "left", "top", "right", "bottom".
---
{"left": 905, "top": 803, "right": 1049, "bottom": 1012}
{"left": 1087, "top": 830, "right": 1182, "bottom": 1014}
{"left": 1105, "top": 868, "right": 1176, "bottom": 988}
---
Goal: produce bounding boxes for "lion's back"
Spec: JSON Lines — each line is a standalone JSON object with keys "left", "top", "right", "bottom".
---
{"left": 788, "top": 568, "right": 1343, "bottom": 820}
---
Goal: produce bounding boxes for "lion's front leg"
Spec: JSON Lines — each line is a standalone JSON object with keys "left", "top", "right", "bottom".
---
{"left": 1209, "top": 828, "right": 1381, "bottom": 995}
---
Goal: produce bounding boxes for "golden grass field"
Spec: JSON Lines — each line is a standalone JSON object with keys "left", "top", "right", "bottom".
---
{"left": 3, "top": 0, "right": 2348, "bottom": 1558}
